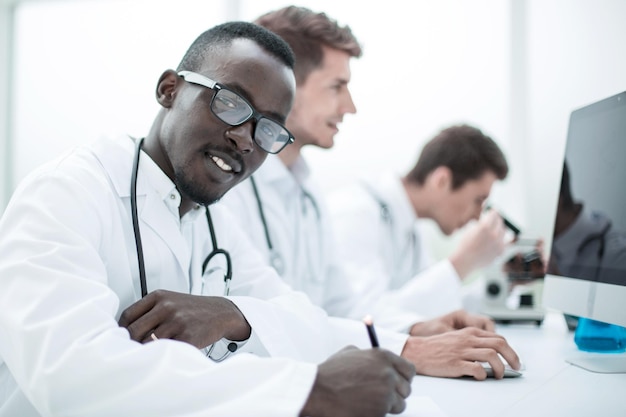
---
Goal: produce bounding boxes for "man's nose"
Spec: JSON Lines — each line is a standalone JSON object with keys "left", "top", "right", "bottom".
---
{"left": 342, "top": 90, "right": 357, "bottom": 115}
{"left": 472, "top": 207, "right": 483, "bottom": 221}
{"left": 226, "top": 122, "right": 255, "bottom": 153}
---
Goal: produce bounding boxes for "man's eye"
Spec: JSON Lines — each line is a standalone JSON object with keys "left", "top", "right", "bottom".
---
{"left": 215, "top": 95, "right": 237, "bottom": 110}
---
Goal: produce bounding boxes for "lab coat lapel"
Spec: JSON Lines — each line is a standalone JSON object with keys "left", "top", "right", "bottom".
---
{"left": 92, "top": 136, "right": 190, "bottom": 283}
{"left": 137, "top": 190, "right": 191, "bottom": 280}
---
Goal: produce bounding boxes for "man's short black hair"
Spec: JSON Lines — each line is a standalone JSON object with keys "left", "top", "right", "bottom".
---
{"left": 406, "top": 124, "right": 508, "bottom": 189}
{"left": 177, "top": 21, "right": 295, "bottom": 72}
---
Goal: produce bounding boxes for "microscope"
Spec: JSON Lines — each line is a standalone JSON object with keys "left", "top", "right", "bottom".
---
{"left": 479, "top": 234, "right": 546, "bottom": 325}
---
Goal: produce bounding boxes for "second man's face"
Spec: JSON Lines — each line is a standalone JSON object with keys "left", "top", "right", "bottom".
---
{"left": 286, "top": 46, "right": 356, "bottom": 149}
{"left": 436, "top": 171, "right": 498, "bottom": 235}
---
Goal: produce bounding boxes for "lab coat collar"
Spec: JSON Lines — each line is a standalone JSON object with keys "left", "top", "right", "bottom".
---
{"left": 89, "top": 135, "right": 136, "bottom": 198}
{"left": 91, "top": 135, "right": 201, "bottom": 218}
{"left": 254, "top": 154, "right": 311, "bottom": 183}
{"left": 90, "top": 135, "right": 194, "bottom": 276}
{"left": 252, "top": 154, "right": 313, "bottom": 199}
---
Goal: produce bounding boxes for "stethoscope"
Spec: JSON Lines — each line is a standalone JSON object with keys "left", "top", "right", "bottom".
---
{"left": 249, "top": 175, "right": 321, "bottom": 277}
{"left": 361, "top": 182, "right": 420, "bottom": 276}
{"left": 361, "top": 182, "right": 393, "bottom": 226}
{"left": 250, "top": 176, "right": 285, "bottom": 275}
{"left": 130, "top": 137, "right": 232, "bottom": 298}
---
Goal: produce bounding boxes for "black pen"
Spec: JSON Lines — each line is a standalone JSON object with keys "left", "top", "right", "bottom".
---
{"left": 363, "top": 315, "right": 380, "bottom": 348}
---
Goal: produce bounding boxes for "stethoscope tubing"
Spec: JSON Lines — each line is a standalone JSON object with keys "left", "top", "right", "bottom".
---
{"left": 250, "top": 175, "right": 321, "bottom": 277}
{"left": 130, "top": 137, "right": 231, "bottom": 298}
{"left": 131, "top": 137, "right": 149, "bottom": 297}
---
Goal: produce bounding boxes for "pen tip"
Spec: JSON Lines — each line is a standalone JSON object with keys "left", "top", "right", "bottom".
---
{"left": 363, "top": 314, "right": 373, "bottom": 325}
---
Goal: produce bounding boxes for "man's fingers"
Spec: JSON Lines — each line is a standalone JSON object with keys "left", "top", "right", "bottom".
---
{"left": 118, "top": 294, "right": 156, "bottom": 327}
{"left": 471, "top": 316, "right": 495, "bottom": 332}
{"left": 386, "top": 350, "right": 416, "bottom": 381}
{"left": 142, "top": 330, "right": 160, "bottom": 344}
{"left": 482, "top": 208, "right": 501, "bottom": 227}
{"left": 124, "top": 306, "right": 167, "bottom": 342}
{"left": 452, "top": 328, "right": 521, "bottom": 374}
{"left": 388, "top": 394, "right": 408, "bottom": 415}
{"left": 395, "top": 373, "right": 412, "bottom": 398}
{"left": 482, "top": 319, "right": 496, "bottom": 332}
{"left": 473, "top": 335, "right": 520, "bottom": 369}
{"left": 466, "top": 361, "right": 489, "bottom": 380}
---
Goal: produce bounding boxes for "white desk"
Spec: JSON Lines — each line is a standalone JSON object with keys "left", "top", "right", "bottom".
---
{"left": 408, "top": 311, "right": 626, "bottom": 417}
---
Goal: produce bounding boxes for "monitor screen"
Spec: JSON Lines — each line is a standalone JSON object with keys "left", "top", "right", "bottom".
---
{"left": 543, "top": 90, "right": 626, "bottom": 329}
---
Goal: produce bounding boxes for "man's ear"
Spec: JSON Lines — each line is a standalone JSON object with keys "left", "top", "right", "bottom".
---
{"left": 430, "top": 166, "right": 453, "bottom": 191}
{"left": 156, "top": 69, "right": 179, "bottom": 108}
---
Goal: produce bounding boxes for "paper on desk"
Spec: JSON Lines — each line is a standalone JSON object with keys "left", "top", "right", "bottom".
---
{"left": 390, "top": 395, "right": 448, "bottom": 417}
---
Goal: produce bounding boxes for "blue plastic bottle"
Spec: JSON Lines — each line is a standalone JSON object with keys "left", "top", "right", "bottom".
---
{"left": 574, "top": 317, "right": 626, "bottom": 353}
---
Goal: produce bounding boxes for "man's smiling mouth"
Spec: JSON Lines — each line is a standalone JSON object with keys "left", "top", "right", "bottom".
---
{"left": 210, "top": 155, "right": 233, "bottom": 172}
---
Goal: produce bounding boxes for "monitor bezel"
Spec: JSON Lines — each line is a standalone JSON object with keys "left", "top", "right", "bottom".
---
{"left": 542, "top": 90, "right": 626, "bottom": 329}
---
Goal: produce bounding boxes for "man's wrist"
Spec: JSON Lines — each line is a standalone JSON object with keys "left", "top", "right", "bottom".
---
{"left": 223, "top": 298, "right": 252, "bottom": 341}
{"left": 448, "top": 253, "right": 472, "bottom": 279}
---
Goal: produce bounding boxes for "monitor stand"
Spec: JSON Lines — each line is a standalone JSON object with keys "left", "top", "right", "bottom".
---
{"left": 566, "top": 354, "right": 626, "bottom": 373}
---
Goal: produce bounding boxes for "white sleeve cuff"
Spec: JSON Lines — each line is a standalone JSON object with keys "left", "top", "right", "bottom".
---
{"left": 203, "top": 337, "right": 250, "bottom": 362}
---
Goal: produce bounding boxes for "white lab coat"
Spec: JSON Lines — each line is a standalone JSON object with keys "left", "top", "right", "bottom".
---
{"left": 218, "top": 156, "right": 424, "bottom": 331}
{"left": 0, "top": 136, "right": 342, "bottom": 417}
{"left": 326, "top": 174, "right": 463, "bottom": 320}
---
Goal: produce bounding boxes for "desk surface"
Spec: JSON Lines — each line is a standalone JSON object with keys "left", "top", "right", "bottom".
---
{"left": 407, "top": 311, "right": 626, "bottom": 417}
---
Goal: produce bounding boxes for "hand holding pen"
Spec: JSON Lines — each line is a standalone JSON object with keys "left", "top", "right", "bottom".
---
{"left": 304, "top": 317, "right": 414, "bottom": 416}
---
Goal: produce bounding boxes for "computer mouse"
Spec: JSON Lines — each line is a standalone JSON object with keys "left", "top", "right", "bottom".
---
{"left": 481, "top": 363, "right": 522, "bottom": 378}
{"left": 480, "top": 358, "right": 525, "bottom": 378}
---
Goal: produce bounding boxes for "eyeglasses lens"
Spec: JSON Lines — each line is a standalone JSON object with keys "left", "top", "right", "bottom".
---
{"left": 212, "top": 89, "right": 290, "bottom": 154}
{"left": 256, "top": 118, "right": 290, "bottom": 153}
{"left": 212, "top": 89, "right": 252, "bottom": 125}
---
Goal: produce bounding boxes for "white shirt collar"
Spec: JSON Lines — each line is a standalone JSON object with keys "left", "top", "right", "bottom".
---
{"left": 137, "top": 140, "right": 203, "bottom": 222}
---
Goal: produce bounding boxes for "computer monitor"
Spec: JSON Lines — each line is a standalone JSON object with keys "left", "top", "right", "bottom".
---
{"left": 542, "top": 90, "right": 626, "bottom": 373}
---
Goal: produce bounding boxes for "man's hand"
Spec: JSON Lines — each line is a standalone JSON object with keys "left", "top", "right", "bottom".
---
{"left": 450, "top": 209, "right": 508, "bottom": 278}
{"left": 401, "top": 327, "right": 521, "bottom": 380}
{"left": 300, "top": 346, "right": 415, "bottom": 417}
{"left": 409, "top": 309, "right": 495, "bottom": 337}
{"left": 118, "top": 289, "right": 251, "bottom": 348}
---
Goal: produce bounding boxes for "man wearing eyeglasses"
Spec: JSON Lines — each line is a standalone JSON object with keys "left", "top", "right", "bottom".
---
{"left": 218, "top": 6, "right": 522, "bottom": 379}
{"left": 0, "top": 21, "right": 414, "bottom": 417}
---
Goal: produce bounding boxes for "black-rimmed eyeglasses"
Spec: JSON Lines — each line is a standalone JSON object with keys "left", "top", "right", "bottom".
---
{"left": 178, "top": 70, "right": 295, "bottom": 154}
